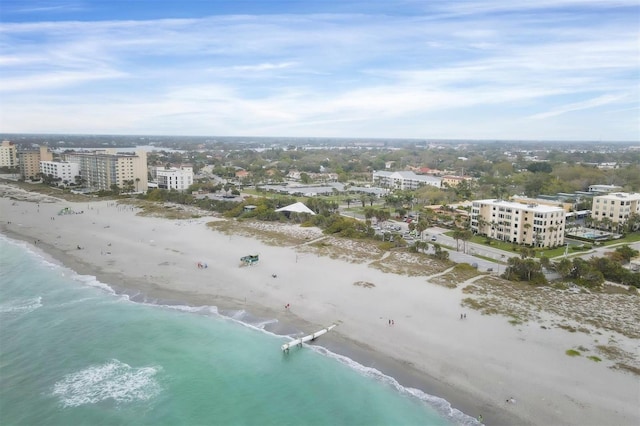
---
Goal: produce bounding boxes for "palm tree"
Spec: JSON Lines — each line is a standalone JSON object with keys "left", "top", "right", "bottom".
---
{"left": 476, "top": 217, "right": 488, "bottom": 235}
{"left": 460, "top": 229, "right": 473, "bottom": 254}
{"left": 523, "top": 222, "right": 532, "bottom": 244}
{"left": 452, "top": 228, "right": 463, "bottom": 251}
{"left": 415, "top": 220, "right": 428, "bottom": 240}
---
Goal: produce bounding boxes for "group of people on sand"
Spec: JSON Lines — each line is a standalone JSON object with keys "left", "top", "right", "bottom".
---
{"left": 196, "top": 261, "right": 208, "bottom": 269}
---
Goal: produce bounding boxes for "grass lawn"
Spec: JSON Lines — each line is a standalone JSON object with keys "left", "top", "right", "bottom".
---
{"left": 603, "top": 232, "right": 640, "bottom": 245}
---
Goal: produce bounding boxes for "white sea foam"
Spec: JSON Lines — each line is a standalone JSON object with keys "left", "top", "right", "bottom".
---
{"left": 252, "top": 318, "right": 278, "bottom": 329}
{"left": 1, "top": 234, "right": 118, "bottom": 296}
{"left": 73, "top": 274, "right": 116, "bottom": 294}
{"left": 311, "top": 346, "right": 480, "bottom": 426}
{"left": 0, "top": 234, "right": 61, "bottom": 270}
{"left": 225, "top": 310, "right": 478, "bottom": 425}
{"left": 0, "top": 296, "right": 43, "bottom": 315}
{"left": 153, "top": 303, "right": 219, "bottom": 315}
{"left": 229, "top": 309, "right": 247, "bottom": 320}
{"left": 50, "top": 297, "right": 100, "bottom": 309}
{"left": 52, "top": 359, "right": 162, "bottom": 407}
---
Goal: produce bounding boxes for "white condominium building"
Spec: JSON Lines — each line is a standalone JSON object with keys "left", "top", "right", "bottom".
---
{"left": 40, "top": 161, "right": 80, "bottom": 184}
{"left": 63, "top": 149, "right": 148, "bottom": 192}
{"left": 471, "top": 199, "right": 565, "bottom": 248}
{"left": 591, "top": 192, "right": 640, "bottom": 226}
{"left": 372, "top": 171, "right": 442, "bottom": 190}
{"left": 0, "top": 141, "right": 18, "bottom": 168}
{"left": 156, "top": 165, "right": 193, "bottom": 191}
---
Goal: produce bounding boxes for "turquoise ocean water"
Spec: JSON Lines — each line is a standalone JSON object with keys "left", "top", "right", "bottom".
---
{"left": 0, "top": 236, "right": 475, "bottom": 425}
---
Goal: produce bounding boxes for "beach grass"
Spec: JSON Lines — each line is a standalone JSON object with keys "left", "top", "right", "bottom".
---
{"left": 612, "top": 363, "right": 640, "bottom": 376}
{"left": 566, "top": 349, "right": 581, "bottom": 357}
{"left": 128, "top": 200, "right": 203, "bottom": 219}
{"left": 430, "top": 263, "right": 483, "bottom": 288}
{"left": 206, "top": 219, "right": 315, "bottom": 246}
{"left": 369, "top": 251, "right": 450, "bottom": 276}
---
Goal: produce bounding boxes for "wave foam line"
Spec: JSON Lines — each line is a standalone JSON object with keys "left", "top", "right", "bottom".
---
{"left": 1, "top": 235, "right": 119, "bottom": 296}
{"left": 0, "top": 296, "right": 43, "bottom": 315}
{"left": 311, "top": 346, "right": 481, "bottom": 426}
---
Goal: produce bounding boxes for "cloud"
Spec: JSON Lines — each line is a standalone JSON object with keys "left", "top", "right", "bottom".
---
{"left": 0, "top": 5, "right": 638, "bottom": 139}
{"left": 231, "top": 62, "right": 297, "bottom": 72}
{"left": 528, "top": 94, "right": 630, "bottom": 120}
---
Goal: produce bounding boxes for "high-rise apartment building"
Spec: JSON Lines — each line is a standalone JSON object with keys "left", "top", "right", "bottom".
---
{"left": 0, "top": 141, "right": 18, "bottom": 168}
{"left": 19, "top": 146, "right": 53, "bottom": 180}
{"left": 63, "top": 149, "right": 148, "bottom": 192}
{"left": 471, "top": 199, "right": 565, "bottom": 248}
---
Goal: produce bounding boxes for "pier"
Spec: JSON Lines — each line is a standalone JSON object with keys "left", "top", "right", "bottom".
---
{"left": 281, "top": 324, "right": 336, "bottom": 352}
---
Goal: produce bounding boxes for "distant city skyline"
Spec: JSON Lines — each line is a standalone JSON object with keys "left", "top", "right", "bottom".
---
{"left": 1, "top": 0, "right": 638, "bottom": 141}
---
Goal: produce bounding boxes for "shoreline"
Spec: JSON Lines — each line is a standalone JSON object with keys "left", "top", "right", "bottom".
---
{"left": 1, "top": 186, "right": 638, "bottom": 426}
{"left": 1, "top": 229, "right": 490, "bottom": 425}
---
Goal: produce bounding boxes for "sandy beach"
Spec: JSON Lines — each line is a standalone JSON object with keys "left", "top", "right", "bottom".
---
{"left": 1, "top": 184, "right": 638, "bottom": 426}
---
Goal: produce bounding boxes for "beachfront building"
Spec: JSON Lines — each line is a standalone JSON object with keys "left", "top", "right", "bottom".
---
{"left": 19, "top": 146, "right": 53, "bottom": 180}
{"left": 591, "top": 192, "right": 640, "bottom": 229}
{"left": 63, "top": 149, "right": 148, "bottom": 192}
{"left": 155, "top": 165, "right": 193, "bottom": 191}
{"left": 372, "top": 171, "right": 442, "bottom": 190}
{"left": 39, "top": 161, "right": 80, "bottom": 186}
{"left": 471, "top": 199, "right": 565, "bottom": 248}
{"left": 0, "top": 141, "right": 18, "bottom": 168}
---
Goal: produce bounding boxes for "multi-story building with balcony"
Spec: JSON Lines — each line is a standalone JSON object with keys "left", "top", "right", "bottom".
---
{"left": 18, "top": 146, "right": 53, "bottom": 180}
{"left": 591, "top": 192, "right": 640, "bottom": 228}
{"left": 471, "top": 199, "right": 565, "bottom": 248}
{"left": 0, "top": 141, "right": 18, "bottom": 168}
{"left": 63, "top": 149, "right": 148, "bottom": 192}
{"left": 155, "top": 165, "right": 193, "bottom": 191}
{"left": 39, "top": 161, "right": 81, "bottom": 185}
{"left": 372, "top": 170, "right": 442, "bottom": 190}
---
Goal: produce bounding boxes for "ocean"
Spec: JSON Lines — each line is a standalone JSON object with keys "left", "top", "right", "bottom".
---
{"left": 0, "top": 236, "right": 475, "bottom": 426}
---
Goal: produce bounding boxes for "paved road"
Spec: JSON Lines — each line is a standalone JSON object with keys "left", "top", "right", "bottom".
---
{"left": 351, "top": 216, "right": 639, "bottom": 276}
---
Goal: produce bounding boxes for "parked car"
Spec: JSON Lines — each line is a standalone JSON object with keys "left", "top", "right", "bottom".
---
{"left": 431, "top": 236, "right": 437, "bottom": 241}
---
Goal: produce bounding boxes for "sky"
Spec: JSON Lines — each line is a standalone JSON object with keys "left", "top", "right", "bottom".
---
{"left": 0, "top": 0, "right": 638, "bottom": 141}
